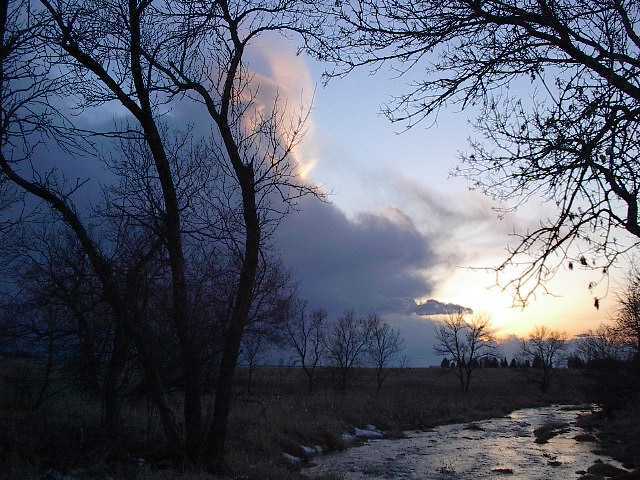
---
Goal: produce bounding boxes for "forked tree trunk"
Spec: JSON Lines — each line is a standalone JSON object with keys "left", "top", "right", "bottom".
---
{"left": 127, "top": 0, "right": 202, "bottom": 458}
{"left": 207, "top": 165, "right": 260, "bottom": 470}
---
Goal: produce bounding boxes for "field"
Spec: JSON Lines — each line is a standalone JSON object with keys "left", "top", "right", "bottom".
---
{"left": 0, "top": 364, "right": 590, "bottom": 479}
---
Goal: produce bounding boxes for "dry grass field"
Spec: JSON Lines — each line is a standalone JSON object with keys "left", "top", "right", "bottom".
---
{"left": 0, "top": 363, "right": 591, "bottom": 480}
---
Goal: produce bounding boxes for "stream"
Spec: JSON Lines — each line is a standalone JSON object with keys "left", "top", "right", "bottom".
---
{"left": 303, "top": 404, "right": 624, "bottom": 479}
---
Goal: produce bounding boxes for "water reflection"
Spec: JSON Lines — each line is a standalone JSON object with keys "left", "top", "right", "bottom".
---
{"left": 303, "top": 405, "right": 623, "bottom": 479}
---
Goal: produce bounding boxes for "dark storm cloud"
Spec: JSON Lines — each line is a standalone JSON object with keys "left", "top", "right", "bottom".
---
{"left": 415, "top": 299, "right": 473, "bottom": 316}
{"left": 275, "top": 197, "right": 437, "bottom": 315}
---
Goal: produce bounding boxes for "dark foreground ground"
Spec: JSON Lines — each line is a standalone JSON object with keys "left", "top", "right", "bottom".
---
{"left": 1, "top": 364, "right": 635, "bottom": 480}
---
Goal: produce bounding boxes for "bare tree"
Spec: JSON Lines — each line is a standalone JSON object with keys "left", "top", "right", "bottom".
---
{"left": 577, "top": 324, "right": 628, "bottom": 365}
{"left": 434, "top": 311, "right": 495, "bottom": 392}
{"left": 1, "top": 0, "right": 189, "bottom": 452}
{"left": 2, "top": 0, "right": 321, "bottom": 466}
{"left": 129, "top": 2, "right": 321, "bottom": 466}
{"left": 367, "top": 315, "right": 403, "bottom": 394}
{"left": 521, "top": 326, "right": 567, "bottom": 392}
{"left": 284, "top": 301, "right": 327, "bottom": 393}
{"left": 309, "top": 0, "right": 640, "bottom": 304}
{"left": 616, "top": 264, "right": 640, "bottom": 360}
{"left": 325, "top": 311, "right": 374, "bottom": 391}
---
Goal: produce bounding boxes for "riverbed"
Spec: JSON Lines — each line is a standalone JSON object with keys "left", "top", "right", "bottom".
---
{"left": 303, "top": 404, "right": 624, "bottom": 479}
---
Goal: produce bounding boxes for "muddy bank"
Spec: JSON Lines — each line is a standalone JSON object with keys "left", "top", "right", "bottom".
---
{"left": 577, "top": 405, "right": 640, "bottom": 471}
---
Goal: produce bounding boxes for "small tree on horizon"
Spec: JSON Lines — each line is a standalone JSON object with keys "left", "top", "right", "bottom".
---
{"left": 324, "top": 311, "right": 374, "bottom": 391}
{"left": 284, "top": 301, "right": 327, "bottom": 393}
{"left": 433, "top": 310, "right": 495, "bottom": 392}
{"left": 521, "top": 326, "right": 567, "bottom": 392}
{"left": 367, "top": 315, "right": 404, "bottom": 394}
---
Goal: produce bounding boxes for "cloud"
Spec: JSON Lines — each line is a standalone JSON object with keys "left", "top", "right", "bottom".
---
{"left": 275, "top": 197, "right": 436, "bottom": 315}
{"left": 244, "top": 34, "right": 319, "bottom": 180}
{"left": 415, "top": 299, "right": 473, "bottom": 316}
{"left": 273, "top": 189, "right": 494, "bottom": 366}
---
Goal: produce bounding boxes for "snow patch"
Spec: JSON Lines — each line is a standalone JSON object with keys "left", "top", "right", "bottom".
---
{"left": 354, "top": 427, "right": 384, "bottom": 439}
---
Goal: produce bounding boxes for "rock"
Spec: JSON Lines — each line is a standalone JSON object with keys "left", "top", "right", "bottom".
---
{"left": 464, "top": 423, "right": 484, "bottom": 431}
{"left": 534, "top": 421, "right": 570, "bottom": 443}
{"left": 492, "top": 468, "right": 514, "bottom": 474}
{"left": 341, "top": 432, "right": 357, "bottom": 445}
{"left": 560, "top": 404, "right": 593, "bottom": 412}
{"left": 41, "top": 470, "right": 84, "bottom": 480}
{"left": 575, "top": 433, "right": 597, "bottom": 442}
{"left": 300, "top": 445, "right": 318, "bottom": 458}
{"left": 548, "top": 461, "right": 562, "bottom": 467}
{"left": 282, "top": 453, "right": 303, "bottom": 466}
{"left": 577, "top": 475, "right": 602, "bottom": 480}
{"left": 298, "top": 445, "right": 323, "bottom": 458}
{"left": 587, "top": 462, "right": 628, "bottom": 477}
{"left": 42, "top": 472, "right": 71, "bottom": 480}
{"left": 69, "top": 466, "right": 114, "bottom": 480}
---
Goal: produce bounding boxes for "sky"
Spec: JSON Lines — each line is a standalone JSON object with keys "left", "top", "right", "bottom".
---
{"left": 3, "top": 27, "right": 627, "bottom": 367}
{"left": 246, "top": 34, "right": 628, "bottom": 364}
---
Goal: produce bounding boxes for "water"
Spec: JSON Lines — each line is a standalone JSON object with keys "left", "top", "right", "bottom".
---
{"left": 303, "top": 405, "right": 623, "bottom": 479}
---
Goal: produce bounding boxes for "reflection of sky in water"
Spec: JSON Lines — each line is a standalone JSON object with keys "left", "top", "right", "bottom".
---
{"left": 304, "top": 405, "right": 625, "bottom": 480}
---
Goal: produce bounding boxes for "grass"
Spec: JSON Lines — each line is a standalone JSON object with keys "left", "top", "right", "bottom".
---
{"left": 0, "top": 364, "right": 590, "bottom": 479}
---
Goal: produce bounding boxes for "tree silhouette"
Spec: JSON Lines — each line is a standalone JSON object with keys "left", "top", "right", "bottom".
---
{"left": 1, "top": 0, "right": 321, "bottom": 466}
{"left": 433, "top": 310, "right": 495, "bottom": 392}
{"left": 367, "top": 314, "right": 403, "bottom": 393}
{"left": 521, "top": 326, "right": 567, "bottom": 392}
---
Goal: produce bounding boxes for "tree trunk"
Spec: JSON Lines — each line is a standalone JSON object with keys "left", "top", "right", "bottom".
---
{"left": 32, "top": 324, "right": 55, "bottom": 411}
{"left": 306, "top": 370, "right": 314, "bottom": 394}
{"left": 103, "top": 323, "right": 129, "bottom": 437}
{"left": 341, "top": 367, "right": 350, "bottom": 391}
{"left": 74, "top": 310, "right": 100, "bottom": 392}
{"left": 247, "top": 363, "right": 254, "bottom": 395}
{"left": 206, "top": 165, "right": 260, "bottom": 470}
{"left": 541, "top": 368, "right": 550, "bottom": 392}
{"left": 127, "top": 0, "right": 202, "bottom": 459}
